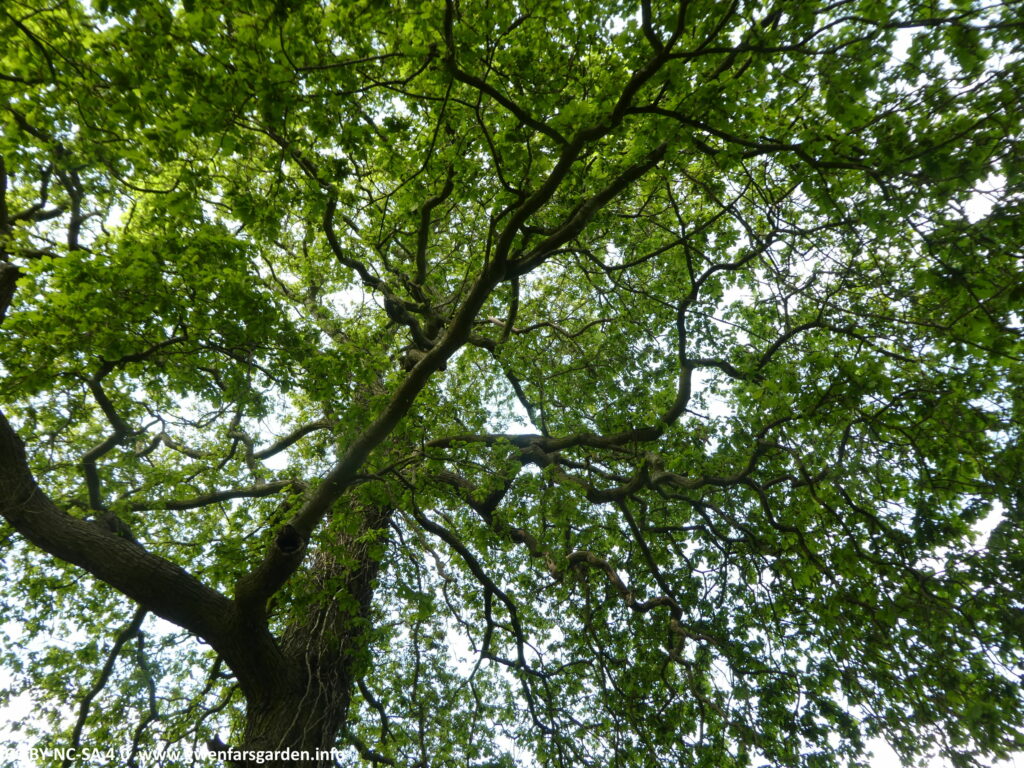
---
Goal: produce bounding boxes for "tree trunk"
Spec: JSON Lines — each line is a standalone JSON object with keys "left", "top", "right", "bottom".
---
{"left": 230, "top": 507, "right": 389, "bottom": 767}
{"left": 236, "top": 683, "right": 349, "bottom": 767}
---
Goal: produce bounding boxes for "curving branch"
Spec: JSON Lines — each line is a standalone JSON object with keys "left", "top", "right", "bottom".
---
{"left": 126, "top": 631, "right": 159, "bottom": 768}
{"left": 0, "top": 410, "right": 287, "bottom": 701}
{"left": 511, "top": 143, "right": 669, "bottom": 276}
{"left": 430, "top": 468, "right": 559, "bottom": 576}
{"left": 64, "top": 606, "right": 148, "bottom": 768}
{"left": 128, "top": 480, "right": 304, "bottom": 512}
{"left": 443, "top": 0, "right": 567, "bottom": 147}
{"left": 408, "top": 502, "right": 531, "bottom": 669}
{"left": 249, "top": 100, "right": 665, "bottom": 593}
{"left": 80, "top": 377, "right": 133, "bottom": 513}
{"left": 414, "top": 167, "right": 455, "bottom": 287}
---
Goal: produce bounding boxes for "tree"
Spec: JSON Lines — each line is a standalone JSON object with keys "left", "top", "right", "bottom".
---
{"left": 1, "top": 0, "right": 1022, "bottom": 765}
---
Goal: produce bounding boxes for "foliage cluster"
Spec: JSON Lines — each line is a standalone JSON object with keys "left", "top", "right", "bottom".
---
{"left": 0, "top": 1, "right": 1022, "bottom": 766}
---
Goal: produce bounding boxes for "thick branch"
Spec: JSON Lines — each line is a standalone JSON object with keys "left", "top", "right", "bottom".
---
{"left": 234, "top": 523, "right": 307, "bottom": 623}
{"left": 129, "top": 480, "right": 302, "bottom": 512}
{"left": 79, "top": 377, "right": 132, "bottom": 512}
{"left": 0, "top": 262, "right": 20, "bottom": 324}
{"left": 640, "top": 0, "right": 665, "bottom": 52}
{"left": 512, "top": 142, "right": 669, "bottom": 275}
{"left": 253, "top": 420, "right": 331, "bottom": 460}
{"left": 239, "top": 32, "right": 678, "bottom": 606}
{"left": 0, "top": 154, "right": 8, "bottom": 235}
{"left": 415, "top": 168, "right": 454, "bottom": 286}
{"left": 0, "top": 410, "right": 287, "bottom": 700}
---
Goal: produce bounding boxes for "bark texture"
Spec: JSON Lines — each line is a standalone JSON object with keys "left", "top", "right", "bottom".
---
{"left": 236, "top": 509, "right": 390, "bottom": 766}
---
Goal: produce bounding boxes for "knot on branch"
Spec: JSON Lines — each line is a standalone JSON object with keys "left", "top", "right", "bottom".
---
{"left": 206, "top": 736, "right": 243, "bottom": 766}
{"left": 93, "top": 511, "right": 138, "bottom": 543}
{"left": 520, "top": 443, "right": 554, "bottom": 467}
{"left": 275, "top": 524, "right": 304, "bottom": 554}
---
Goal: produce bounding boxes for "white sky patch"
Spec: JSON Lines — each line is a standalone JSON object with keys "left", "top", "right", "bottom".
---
{"left": 964, "top": 175, "right": 1004, "bottom": 223}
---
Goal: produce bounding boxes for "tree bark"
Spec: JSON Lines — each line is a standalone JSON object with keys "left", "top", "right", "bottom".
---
{"left": 235, "top": 688, "right": 347, "bottom": 767}
{"left": 1, "top": 407, "right": 390, "bottom": 761}
{"left": 232, "top": 507, "right": 390, "bottom": 766}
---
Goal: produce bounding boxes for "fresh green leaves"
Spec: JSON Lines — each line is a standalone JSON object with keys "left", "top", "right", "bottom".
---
{"left": 1, "top": 0, "right": 1022, "bottom": 766}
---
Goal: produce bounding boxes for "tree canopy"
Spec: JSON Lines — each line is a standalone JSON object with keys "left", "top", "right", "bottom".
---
{"left": 1, "top": 0, "right": 1022, "bottom": 766}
